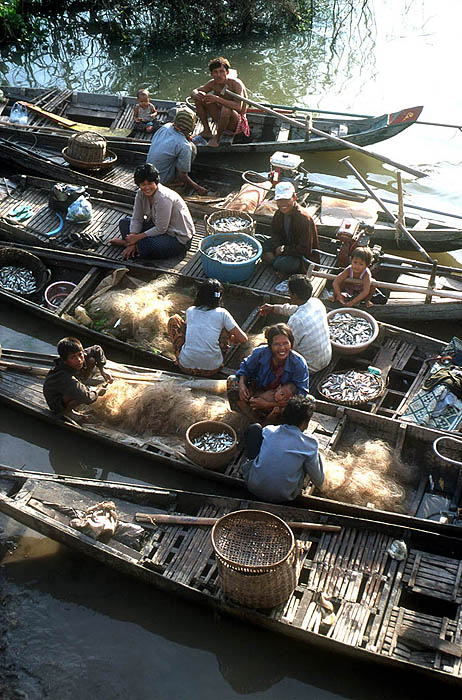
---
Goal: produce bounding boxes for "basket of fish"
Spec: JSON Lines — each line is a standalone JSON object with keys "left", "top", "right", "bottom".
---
{"left": 326, "top": 308, "right": 379, "bottom": 356}
{"left": 0, "top": 247, "right": 50, "bottom": 299}
{"left": 205, "top": 209, "right": 255, "bottom": 237}
{"left": 185, "top": 420, "right": 237, "bottom": 470}
{"left": 318, "top": 368, "right": 385, "bottom": 406}
{"left": 200, "top": 232, "right": 262, "bottom": 283}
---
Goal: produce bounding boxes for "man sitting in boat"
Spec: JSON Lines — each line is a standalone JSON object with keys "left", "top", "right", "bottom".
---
{"left": 241, "top": 394, "right": 324, "bottom": 502}
{"left": 262, "top": 182, "right": 320, "bottom": 282}
{"left": 259, "top": 275, "right": 332, "bottom": 373}
{"left": 146, "top": 108, "right": 208, "bottom": 195}
{"left": 109, "top": 163, "right": 195, "bottom": 261}
{"left": 190, "top": 56, "right": 250, "bottom": 147}
{"left": 43, "top": 337, "right": 113, "bottom": 423}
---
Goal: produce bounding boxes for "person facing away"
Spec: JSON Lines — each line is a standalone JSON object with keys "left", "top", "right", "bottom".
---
{"left": 241, "top": 394, "right": 324, "bottom": 502}
{"left": 43, "top": 337, "right": 113, "bottom": 422}
{"left": 262, "top": 181, "right": 320, "bottom": 279}
{"left": 190, "top": 56, "right": 250, "bottom": 147}
{"left": 133, "top": 89, "right": 159, "bottom": 133}
{"left": 331, "top": 246, "right": 386, "bottom": 308}
{"left": 259, "top": 274, "right": 332, "bottom": 373}
{"left": 167, "top": 278, "right": 248, "bottom": 377}
{"left": 109, "top": 163, "right": 195, "bottom": 261}
{"left": 146, "top": 108, "right": 208, "bottom": 195}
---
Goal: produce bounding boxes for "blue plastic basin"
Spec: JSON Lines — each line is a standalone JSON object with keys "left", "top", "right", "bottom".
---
{"left": 200, "top": 233, "right": 262, "bottom": 284}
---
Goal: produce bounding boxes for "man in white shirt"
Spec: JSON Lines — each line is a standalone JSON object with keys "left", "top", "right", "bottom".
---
{"left": 259, "top": 274, "right": 332, "bottom": 373}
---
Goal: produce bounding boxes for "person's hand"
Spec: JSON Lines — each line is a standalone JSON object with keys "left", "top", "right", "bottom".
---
{"left": 135, "top": 117, "right": 142, "bottom": 123}
{"left": 122, "top": 244, "right": 137, "bottom": 260}
{"left": 125, "top": 233, "right": 142, "bottom": 246}
{"left": 203, "top": 94, "right": 218, "bottom": 104}
{"left": 249, "top": 396, "right": 269, "bottom": 410}
{"left": 275, "top": 246, "right": 284, "bottom": 256}
{"left": 101, "top": 369, "right": 113, "bottom": 384}
{"left": 259, "top": 303, "right": 273, "bottom": 317}
{"left": 238, "top": 379, "right": 250, "bottom": 402}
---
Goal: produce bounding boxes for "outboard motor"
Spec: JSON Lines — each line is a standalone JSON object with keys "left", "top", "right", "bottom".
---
{"left": 269, "top": 151, "right": 305, "bottom": 189}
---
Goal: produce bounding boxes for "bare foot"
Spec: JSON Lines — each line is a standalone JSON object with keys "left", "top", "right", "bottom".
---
{"left": 146, "top": 125, "right": 153, "bottom": 133}
{"left": 208, "top": 136, "right": 220, "bottom": 147}
{"left": 366, "top": 301, "right": 374, "bottom": 308}
{"left": 199, "top": 130, "right": 213, "bottom": 139}
{"left": 109, "top": 238, "right": 126, "bottom": 247}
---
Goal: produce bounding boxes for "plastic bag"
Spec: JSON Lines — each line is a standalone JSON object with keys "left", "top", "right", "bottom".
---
{"left": 66, "top": 195, "right": 93, "bottom": 223}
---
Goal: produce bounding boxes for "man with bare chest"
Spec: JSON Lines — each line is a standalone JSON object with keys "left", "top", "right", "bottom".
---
{"left": 191, "top": 56, "right": 250, "bottom": 147}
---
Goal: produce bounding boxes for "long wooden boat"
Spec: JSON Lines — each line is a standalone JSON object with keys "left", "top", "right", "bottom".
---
{"left": 1, "top": 347, "right": 462, "bottom": 537}
{"left": 0, "top": 85, "right": 423, "bottom": 155}
{"left": 0, "top": 467, "right": 461, "bottom": 683}
{"left": 1, "top": 131, "right": 461, "bottom": 253}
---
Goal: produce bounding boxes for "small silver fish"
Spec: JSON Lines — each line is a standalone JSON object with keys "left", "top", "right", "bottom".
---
{"left": 192, "top": 431, "right": 235, "bottom": 452}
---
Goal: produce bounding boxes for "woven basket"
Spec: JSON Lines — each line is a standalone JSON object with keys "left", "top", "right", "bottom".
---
{"left": 205, "top": 209, "right": 255, "bottom": 237}
{"left": 185, "top": 420, "right": 237, "bottom": 471}
{"left": 62, "top": 132, "right": 117, "bottom": 170}
{"left": 212, "top": 510, "right": 299, "bottom": 608}
{"left": 0, "top": 247, "right": 50, "bottom": 298}
{"left": 317, "top": 369, "right": 385, "bottom": 406}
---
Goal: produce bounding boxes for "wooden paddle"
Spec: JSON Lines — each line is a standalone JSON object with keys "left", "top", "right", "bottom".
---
{"left": 136, "top": 513, "right": 342, "bottom": 532}
{"left": 224, "top": 90, "right": 427, "bottom": 179}
{"left": 17, "top": 101, "right": 133, "bottom": 138}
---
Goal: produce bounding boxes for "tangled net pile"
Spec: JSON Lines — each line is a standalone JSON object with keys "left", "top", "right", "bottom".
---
{"left": 321, "top": 439, "right": 419, "bottom": 513}
{"left": 87, "top": 379, "right": 243, "bottom": 437}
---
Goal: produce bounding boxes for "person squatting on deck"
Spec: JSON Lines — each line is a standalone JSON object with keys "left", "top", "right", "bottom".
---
{"left": 43, "top": 338, "right": 113, "bottom": 422}
{"left": 227, "top": 323, "right": 310, "bottom": 422}
{"left": 241, "top": 394, "right": 324, "bottom": 502}
{"left": 146, "top": 108, "right": 208, "bottom": 195}
{"left": 167, "top": 278, "right": 248, "bottom": 377}
{"left": 191, "top": 56, "right": 250, "bottom": 147}
{"left": 259, "top": 275, "right": 332, "bottom": 373}
{"left": 262, "top": 181, "right": 320, "bottom": 280}
{"left": 330, "top": 246, "right": 386, "bottom": 308}
{"left": 109, "top": 164, "right": 194, "bottom": 261}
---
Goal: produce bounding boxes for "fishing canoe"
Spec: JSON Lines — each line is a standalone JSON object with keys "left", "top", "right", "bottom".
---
{"left": 1, "top": 347, "right": 462, "bottom": 537}
{"left": 0, "top": 85, "right": 423, "bottom": 155}
{"left": 0, "top": 130, "right": 460, "bottom": 253}
{"left": 0, "top": 469, "right": 462, "bottom": 683}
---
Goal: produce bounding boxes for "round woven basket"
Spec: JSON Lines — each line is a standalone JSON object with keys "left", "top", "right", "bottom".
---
{"left": 62, "top": 131, "right": 117, "bottom": 170}
{"left": 0, "top": 247, "right": 50, "bottom": 298}
{"left": 212, "top": 510, "right": 299, "bottom": 608}
{"left": 317, "top": 369, "right": 385, "bottom": 406}
{"left": 205, "top": 209, "right": 255, "bottom": 237}
{"left": 185, "top": 420, "right": 237, "bottom": 471}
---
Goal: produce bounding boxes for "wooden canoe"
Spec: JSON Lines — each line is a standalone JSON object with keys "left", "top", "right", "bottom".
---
{"left": 0, "top": 85, "right": 423, "bottom": 154}
{"left": 0, "top": 130, "right": 460, "bottom": 253}
{"left": 0, "top": 468, "right": 461, "bottom": 682}
{"left": 1, "top": 347, "right": 462, "bottom": 537}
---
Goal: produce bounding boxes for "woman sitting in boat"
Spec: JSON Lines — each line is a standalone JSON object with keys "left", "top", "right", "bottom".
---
{"left": 167, "top": 278, "right": 248, "bottom": 377}
{"left": 227, "top": 323, "right": 310, "bottom": 421}
{"left": 242, "top": 394, "right": 324, "bottom": 502}
{"left": 109, "top": 163, "right": 194, "bottom": 261}
{"left": 43, "top": 337, "right": 113, "bottom": 423}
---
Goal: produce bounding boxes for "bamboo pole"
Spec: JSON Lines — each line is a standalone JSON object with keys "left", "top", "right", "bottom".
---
{"left": 136, "top": 513, "right": 342, "bottom": 532}
{"left": 339, "top": 157, "right": 435, "bottom": 265}
{"left": 224, "top": 90, "right": 427, "bottom": 179}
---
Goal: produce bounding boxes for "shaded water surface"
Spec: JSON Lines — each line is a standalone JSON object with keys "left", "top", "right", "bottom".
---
{"left": 1, "top": 0, "right": 462, "bottom": 697}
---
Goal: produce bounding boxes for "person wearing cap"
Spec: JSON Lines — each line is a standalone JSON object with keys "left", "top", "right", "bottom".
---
{"left": 191, "top": 56, "right": 250, "bottom": 147}
{"left": 146, "top": 108, "right": 208, "bottom": 195}
{"left": 109, "top": 163, "right": 195, "bottom": 261}
{"left": 241, "top": 394, "right": 324, "bottom": 502}
{"left": 262, "top": 181, "right": 320, "bottom": 278}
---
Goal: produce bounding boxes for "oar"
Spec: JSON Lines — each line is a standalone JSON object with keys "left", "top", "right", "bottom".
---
{"left": 339, "top": 157, "right": 435, "bottom": 265}
{"left": 136, "top": 513, "right": 342, "bottom": 532}
{"left": 263, "top": 103, "right": 462, "bottom": 130}
{"left": 224, "top": 90, "right": 426, "bottom": 179}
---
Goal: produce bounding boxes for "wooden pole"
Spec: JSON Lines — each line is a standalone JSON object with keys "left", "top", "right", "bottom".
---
{"left": 339, "top": 157, "right": 435, "bottom": 265}
{"left": 136, "top": 513, "right": 342, "bottom": 532}
{"left": 224, "top": 90, "right": 427, "bottom": 179}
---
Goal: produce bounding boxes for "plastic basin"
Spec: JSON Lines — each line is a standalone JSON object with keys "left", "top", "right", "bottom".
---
{"left": 45, "top": 281, "right": 77, "bottom": 310}
{"left": 200, "top": 233, "right": 262, "bottom": 284}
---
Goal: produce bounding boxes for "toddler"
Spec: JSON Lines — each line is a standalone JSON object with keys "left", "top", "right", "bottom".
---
{"left": 331, "top": 246, "right": 385, "bottom": 308}
{"left": 133, "top": 89, "right": 159, "bottom": 133}
{"left": 250, "top": 382, "right": 296, "bottom": 421}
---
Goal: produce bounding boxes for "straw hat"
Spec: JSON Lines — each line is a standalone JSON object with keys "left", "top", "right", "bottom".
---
{"left": 174, "top": 108, "right": 196, "bottom": 136}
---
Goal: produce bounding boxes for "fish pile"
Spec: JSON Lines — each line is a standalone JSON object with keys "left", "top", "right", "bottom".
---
{"left": 0, "top": 265, "right": 37, "bottom": 294}
{"left": 328, "top": 312, "right": 374, "bottom": 346}
{"left": 211, "top": 216, "right": 250, "bottom": 233}
{"left": 192, "top": 431, "right": 235, "bottom": 453}
{"left": 205, "top": 240, "right": 257, "bottom": 263}
{"left": 319, "top": 369, "right": 382, "bottom": 404}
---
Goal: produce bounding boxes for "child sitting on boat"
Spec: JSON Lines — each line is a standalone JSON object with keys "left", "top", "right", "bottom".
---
{"left": 43, "top": 337, "right": 113, "bottom": 423}
{"left": 133, "top": 89, "right": 160, "bottom": 133}
{"left": 330, "top": 246, "right": 386, "bottom": 307}
{"left": 250, "top": 382, "right": 296, "bottom": 423}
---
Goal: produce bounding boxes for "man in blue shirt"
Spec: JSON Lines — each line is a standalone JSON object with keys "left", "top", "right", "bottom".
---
{"left": 241, "top": 394, "right": 324, "bottom": 502}
{"left": 146, "top": 108, "right": 207, "bottom": 195}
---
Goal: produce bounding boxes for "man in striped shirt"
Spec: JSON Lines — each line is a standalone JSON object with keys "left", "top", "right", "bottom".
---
{"left": 259, "top": 275, "right": 332, "bottom": 373}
